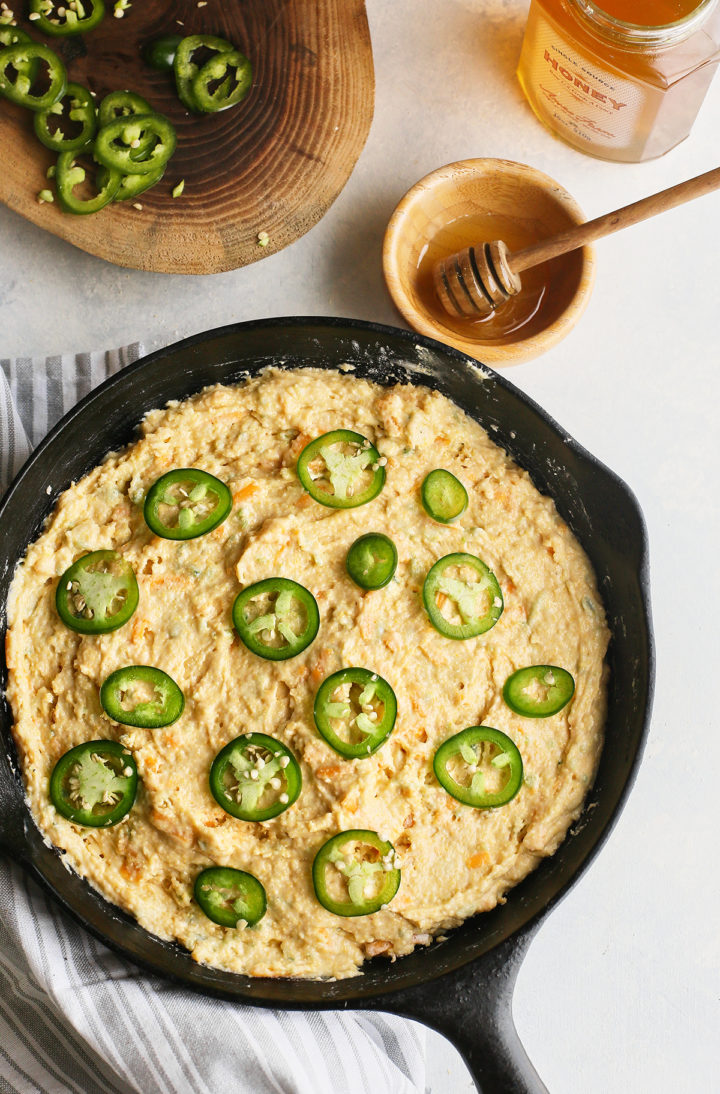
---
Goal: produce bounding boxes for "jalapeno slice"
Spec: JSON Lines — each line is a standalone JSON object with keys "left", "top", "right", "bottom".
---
{"left": 346, "top": 533, "right": 397, "bottom": 590}
{"left": 312, "top": 830, "right": 401, "bottom": 917}
{"left": 96, "top": 89, "right": 156, "bottom": 157}
{"left": 100, "top": 666, "right": 184, "bottom": 728}
{"left": 297, "top": 430, "right": 386, "bottom": 509}
{"left": 314, "top": 668, "right": 397, "bottom": 759}
{"left": 143, "top": 468, "right": 232, "bottom": 540}
{"left": 173, "top": 34, "right": 234, "bottom": 112}
{"left": 94, "top": 113, "right": 176, "bottom": 176}
{"left": 503, "top": 665, "right": 575, "bottom": 718}
{"left": 49, "top": 740, "right": 137, "bottom": 826}
{"left": 421, "top": 468, "right": 468, "bottom": 524}
{"left": 56, "top": 550, "right": 139, "bottom": 634}
{"left": 194, "top": 866, "right": 266, "bottom": 928}
{"left": 142, "top": 34, "right": 183, "bottom": 71}
{"left": 97, "top": 89, "right": 150, "bottom": 127}
{"left": 112, "top": 165, "right": 165, "bottom": 201}
{"left": 28, "top": 0, "right": 105, "bottom": 37}
{"left": 433, "top": 726, "right": 523, "bottom": 808}
{"left": 191, "top": 48, "right": 252, "bottom": 112}
{"left": 33, "top": 82, "right": 97, "bottom": 152}
{"left": 232, "top": 578, "right": 319, "bottom": 661}
{"left": 56, "top": 150, "right": 121, "bottom": 214}
{"left": 209, "top": 733, "right": 302, "bottom": 822}
{"left": 422, "top": 552, "right": 503, "bottom": 640}
{"left": 0, "top": 44, "right": 67, "bottom": 111}
{"left": 0, "top": 27, "right": 33, "bottom": 49}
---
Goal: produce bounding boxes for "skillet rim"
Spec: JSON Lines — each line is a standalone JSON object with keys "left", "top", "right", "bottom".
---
{"left": 0, "top": 316, "right": 654, "bottom": 1004}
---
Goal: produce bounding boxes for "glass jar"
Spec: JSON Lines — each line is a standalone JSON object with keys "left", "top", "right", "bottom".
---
{"left": 517, "top": 0, "right": 720, "bottom": 161}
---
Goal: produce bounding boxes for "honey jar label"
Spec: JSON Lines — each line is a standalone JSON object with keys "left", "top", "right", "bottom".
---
{"left": 519, "top": 14, "right": 658, "bottom": 152}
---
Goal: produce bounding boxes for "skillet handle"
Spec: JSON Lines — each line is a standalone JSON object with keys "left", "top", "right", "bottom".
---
{"left": 359, "top": 927, "right": 548, "bottom": 1094}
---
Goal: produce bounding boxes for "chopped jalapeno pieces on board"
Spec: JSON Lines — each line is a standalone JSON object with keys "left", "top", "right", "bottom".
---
{"left": 503, "top": 665, "right": 575, "bottom": 718}
{"left": 314, "top": 668, "right": 397, "bottom": 759}
{"left": 33, "top": 82, "right": 97, "bottom": 152}
{"left": 0, "top": 44, "right": 67, "bottom": 111}
{"left": 422, "top": 552, "right": 503, "bottom": 639}
{"left": 55, "top": 550, "right": 139, "bottom": 634}
{"left": 346, "top": 533, "right": 397, "bottom": 590}
{"left": 232, "top": 578, "right": 319, "bottom": 660}
{"left": 100, "top": 666, "right": 184, "bottom": 728}
{"left": 209, "top": 732, "right": 302, "bottom": 822}
{"left": 191, "top": 48, "right": 252, "bottom": 112}
{"left": 312, "top": 830, "right": 401, "bottom": 917}
{"left": 28, "top": 0, "right": 105, "bottom": 37}
{"left": 49, "top": 740, "right": 137, "bottom": 826}
{"left": 194, "top": 866, "right": 266, "bottom": 928}
{"left": 421, "top": 468, "right": 468, "bottom": 524}
{"left": 433, "top": 726, "right": 523, "bottom": 808}
{"left": 143, "top": 468, "right": 232, "bottom": 539}
{"left": 297, "top": 430, "right": 386, "bottom": 508}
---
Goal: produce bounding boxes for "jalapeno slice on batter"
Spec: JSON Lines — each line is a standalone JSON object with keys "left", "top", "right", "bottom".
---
{"left": 194, "top": 866, "right": 266, "bottom": 928}
{"left": 422, "top": 552, "right": 503, "bottom": 640}
{"left": 100, "top": 666, "right": 184, "bottom": 728}
{"left": 421, "top": 468, "right": 468, "bottom": 524}
{"left": 49, "top": 740, "right": 137, "bottom": 826}
{"left": 312, "top": 830, "right": 401, "bottom": 917}
{"left": 209, "top": 732, "right": 301, "bottom": 822}
{"left": 314, "top": 668, "right": 397, "bottom": 759}
{"left": 433, "top": 726, "right": 523, "bottom": 808}
{"left": 56, "top": 550, "right": 139, "bottom": 634}
{"left": 346, "top": 533, "right": 397, "bottom": 590}
{"left": 143, "top": 468, "right": 232, "bottom": 540}
{"left": 503, "top": 665, "right": 575, "bottom": 718}
{"left": 232, "top": 578, "right": 319, "bottom": 660}
{"left": 297, "top": 430, "right": 386, "bottom": 509}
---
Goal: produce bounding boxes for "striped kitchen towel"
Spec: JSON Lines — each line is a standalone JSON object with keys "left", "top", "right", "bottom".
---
{"left": 0, "top": 348, "right": 426, "bottom": 1094}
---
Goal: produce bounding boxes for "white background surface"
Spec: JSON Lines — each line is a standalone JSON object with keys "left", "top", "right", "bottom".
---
{"left": 2, "top": 1, "right": 718, "bottom": 1091}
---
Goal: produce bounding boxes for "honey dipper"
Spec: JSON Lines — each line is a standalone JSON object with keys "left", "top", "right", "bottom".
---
{"left": 433, "top": 165, "right": 720, "bottom": 319}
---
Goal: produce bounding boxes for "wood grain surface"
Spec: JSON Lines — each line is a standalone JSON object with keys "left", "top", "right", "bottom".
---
{"left": 0, "top": 0, "right": 374, "bottom": 273}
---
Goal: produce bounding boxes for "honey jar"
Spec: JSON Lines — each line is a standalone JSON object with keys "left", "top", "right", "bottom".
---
{"left": 517, "top": 0, "right": 720, "bottom": 161}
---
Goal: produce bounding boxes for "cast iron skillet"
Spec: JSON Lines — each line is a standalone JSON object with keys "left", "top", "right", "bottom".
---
{"left": 0, "top": 318, "right": 653, "bottom": 1093}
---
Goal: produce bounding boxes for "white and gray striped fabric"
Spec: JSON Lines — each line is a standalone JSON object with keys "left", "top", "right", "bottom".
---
{"left": 0, "top": 348, "right": 426, "bottom": 1094}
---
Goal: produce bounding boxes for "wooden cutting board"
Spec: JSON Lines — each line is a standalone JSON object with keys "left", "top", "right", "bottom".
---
{"left": 0, "top": 0, "right": 374, "bottom": 273}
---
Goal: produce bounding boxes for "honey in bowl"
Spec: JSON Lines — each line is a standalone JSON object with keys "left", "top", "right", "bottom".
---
{"left": 518, "top": 0, "right": 720, "bottom": 162}
{"left": 417, "top": 211, "right": 582, "bottom": 345}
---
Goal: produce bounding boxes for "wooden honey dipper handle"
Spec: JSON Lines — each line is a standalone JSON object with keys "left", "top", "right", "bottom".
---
{"left": 508, "top": 165, "right": 720, "bottom": 276}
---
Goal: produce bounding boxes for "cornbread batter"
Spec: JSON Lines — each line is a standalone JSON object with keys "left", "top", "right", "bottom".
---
{"left": 6, "top": 368, "right": 608, "bottom": 979}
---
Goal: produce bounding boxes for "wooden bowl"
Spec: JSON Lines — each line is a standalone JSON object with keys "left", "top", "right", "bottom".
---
{"left": 382, "top": 159, "right": 596, "bottom": 365}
